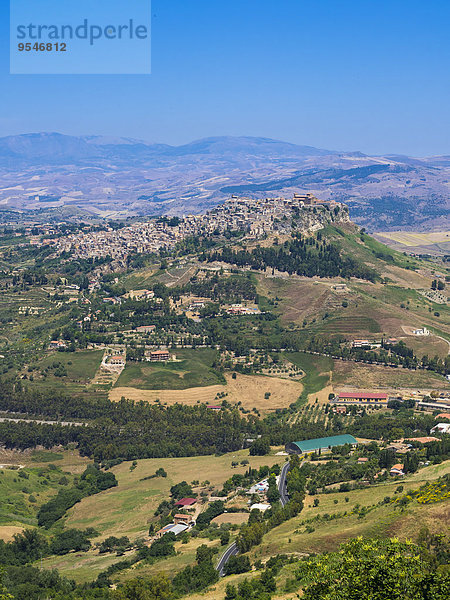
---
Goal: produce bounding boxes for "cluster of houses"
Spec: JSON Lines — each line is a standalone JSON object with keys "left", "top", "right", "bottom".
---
{"left": 41, "top": 194, "right": 345, "bottom": 261}
{"left": 154, "top": 498, "right": 198, "bottom": 540}
{"left": 226, "top": 304, "right": 261, "bottom": 316}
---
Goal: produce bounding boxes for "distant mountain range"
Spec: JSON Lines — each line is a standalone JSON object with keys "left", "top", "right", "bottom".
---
{"left": 0, "top": 132, "right": 448, "bottom": 231}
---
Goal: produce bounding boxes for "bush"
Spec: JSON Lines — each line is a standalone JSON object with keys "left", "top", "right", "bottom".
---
{"left": 50, "top": 529, "right": 95, "bottom": 555}
{"left": 149, "top": 533, "right": 176, "bottom": 557}
{"left": 99, "top": 535, "right": 130, "bottom": 554}
{"left": 224, "top": 554, "right": 251, "bottom": 575}
{"left": 170, "top": 481, "right": 193, "bottom": 500}
{"left": 249, "top": 438, "right": 270, "bottom": 456}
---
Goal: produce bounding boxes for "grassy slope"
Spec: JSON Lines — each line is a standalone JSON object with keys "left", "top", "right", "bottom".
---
{"left": 332, "top": 360, "right": 450, "bottom": 390}
{"left": 0, "top": 463, "right": 76, "bottom": 529}
{"left": 282, "top": 352, "right": 333, "bottom": 403}
{"left": 137, "top": 461, "right": 450, "bottom": 600}
{"left": 65, "top": 451, "right": 285, "bottom": 540}
{"left": 38, "top": 451, "right": 286, "bottom": 583}
{"left": 255, "top": 227, "right": 449, "bottom": 392}
{"left": 250, "top": 460, "right": 450, "bottom": 562}
{"left": 25, "top": 349, "right": 106, "bottom": 399}
{"left": 115, "top": 348, "right": 225, "bottom": 390}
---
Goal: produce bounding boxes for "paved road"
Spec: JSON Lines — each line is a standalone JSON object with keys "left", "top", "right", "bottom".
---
{"left": 278, "top": 461, "right": 291, "bottom": 507}
{"left": 0, "top": 417, "right": 84, "bottom": 427}
{"left": 216, "top": 542, "right": 239, "bottom": 576}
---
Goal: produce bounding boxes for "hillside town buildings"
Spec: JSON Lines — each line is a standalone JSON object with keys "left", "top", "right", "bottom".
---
{"left": 40, "top": 194, "right": 346, "bottom": 261}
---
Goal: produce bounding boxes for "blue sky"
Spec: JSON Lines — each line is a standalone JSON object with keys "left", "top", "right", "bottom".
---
{"left": 1, "top": 0, "right": 449, "bottom": 155}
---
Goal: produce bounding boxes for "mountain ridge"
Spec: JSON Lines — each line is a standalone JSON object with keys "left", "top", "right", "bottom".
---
{"left": 0, "top": 132, "right": 448, "bottom": 231}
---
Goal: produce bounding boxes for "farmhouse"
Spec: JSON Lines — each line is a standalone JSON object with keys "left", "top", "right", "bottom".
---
{"left": 286, "top": 434, "right": 358, "bottom": 455}
{"left": 413, "top": 327, "right": 430, "bottom": 336}
{"left": 175, "top": 497, "right": 197, "bottom": 508}
{"left": 48, "top": 340, "right": 67, "bottom": 350}
{"left": 189, "top": 300, "right": 205, "bottom": 310}
{"left": 334, "top": 392, "right": 388, "bottom": 406}
{"left": 352, "top": 339, "right": 371, "bottom": 348}
{"left": 128, "top": 289, "right": 154, "bottom": 301}
{"left": 390, "top": 463, "right": 405, "bottom": 476}
{"left": 108, "top": 355, "right": 125, "bottom": 366}
{"left": 149, "top": 350, "right": 170, "bottom": 362}
{"left": 248, "top": 479, "right": 269, "bottom": 495}
{"left": 154, "top": 523, "right": 188, "bottom": 539}
{"left": 173, "top": 514, "right": 192, "bottom": 526}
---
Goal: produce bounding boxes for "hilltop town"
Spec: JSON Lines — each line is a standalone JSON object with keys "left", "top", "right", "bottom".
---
{"left": 39, "top": 193, "right": 348, "bottom": 261}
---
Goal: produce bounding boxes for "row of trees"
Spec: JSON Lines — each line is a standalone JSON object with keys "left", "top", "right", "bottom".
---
{"left": 37, "top": 464, "right": 117, "bottom": 528}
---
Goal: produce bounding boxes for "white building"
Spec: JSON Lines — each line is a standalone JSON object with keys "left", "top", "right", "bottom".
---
{"left": 413, "top": 327, "right": 430, "bottom": 336}
{"left": 250, "top": 503, "right": 271, "bottom": 512}
{"left": 430, "top": 423, "right": 450, "bottom": 434}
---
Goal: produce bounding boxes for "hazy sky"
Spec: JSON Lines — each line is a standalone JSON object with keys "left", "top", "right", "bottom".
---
{"left": 1, "top": 0, "right": 449, "bottom": 155}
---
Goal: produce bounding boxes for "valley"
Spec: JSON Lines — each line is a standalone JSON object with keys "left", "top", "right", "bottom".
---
{"left": 0, "top": 194, "right": 448, "bottom": 600}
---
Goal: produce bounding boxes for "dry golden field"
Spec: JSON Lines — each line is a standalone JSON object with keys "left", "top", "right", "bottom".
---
{"left": 211, "top": 512, "right": 249, "bottom": 525}
{"left": 377, "top": 231, "right": 450, "bottom": 246}
{"left": 110, "top": 372, "right": 303, "bottom": 414}
{"left": 0, "top": 525, "right": 26, "bottom": 542}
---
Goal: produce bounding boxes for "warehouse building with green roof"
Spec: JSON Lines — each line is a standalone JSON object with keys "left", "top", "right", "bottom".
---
{"left": 285, "top": 434, "right": 358, "bottom": 455}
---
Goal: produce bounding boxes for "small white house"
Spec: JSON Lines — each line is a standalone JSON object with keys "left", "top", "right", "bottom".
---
{"left": 431, "top": 423, "right": 450, "bottom": 435}
{"left": 250, "top": 503, "right": 271, "bottom": 512}
{"left": 413, "top": 327, "right": 430, "bottom": 336}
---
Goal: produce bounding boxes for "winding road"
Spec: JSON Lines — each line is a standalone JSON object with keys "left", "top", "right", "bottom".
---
{"left": 216, "top": 541, "right": 239, "bottom": 576}
{"left": 278, "top": 460, "right": 291, "bottom": 507}
{"left": 216, "top": 457, "right": 295, "bottom": 576}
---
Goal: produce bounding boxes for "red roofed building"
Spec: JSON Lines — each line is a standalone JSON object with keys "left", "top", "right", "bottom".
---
{"left": 175, "top": 497, "right": 197, "bottom": 507}
{"left": 174, "top": 513, "right": 192, "bottom": 525}
{"left": 436, "top": 413, "right": 450, "bottom": 420}
{"left": 390, "top": 463, "right": 405, "bottom": 476}
{"left": 335, "top": 392, "right": 388, "bottom": 405}
{"left": 149, "top": 350, "right": 170, "bottom": 362}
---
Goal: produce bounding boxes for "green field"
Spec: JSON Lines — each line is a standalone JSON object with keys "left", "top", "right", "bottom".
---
{"left": 319, "top": 315, "right": 381, "bottom": 334}
{"left": 282, "top": 352, "right": 333, "bottom": 402}
{"left": 115, "top": 348, "right": 225, "bottom": 390}
{"left": 26, "top": 350, "right": 106, "bottom": 397}
{"left": 35, "top": 349, "right": 103, "bottom": 380}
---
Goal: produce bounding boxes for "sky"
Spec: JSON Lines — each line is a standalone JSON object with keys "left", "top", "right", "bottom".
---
{"left": 0, "top": 0, "right": 449, "bottom": 156}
